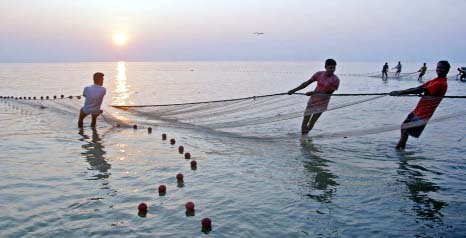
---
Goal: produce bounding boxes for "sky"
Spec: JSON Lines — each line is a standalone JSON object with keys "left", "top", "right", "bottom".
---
{"left": 1, "top": 0, "right": 465, "bottom": 62}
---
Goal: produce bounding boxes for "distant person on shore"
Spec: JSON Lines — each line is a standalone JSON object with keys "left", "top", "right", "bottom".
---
{"left": 457, "top": 67, "right": 466, "bottom": 81}
{"left": 78, "top": 72, "right": 106, "bottom": 128}
{"left": 392, "top": 61, "right": 402, "bottom": 78}
{"left": 382, "top": 62, "right": 389, "bottom": 80}
{"left": 288, "top": 59, "right": 340, "bottom": 136}
{"left": 389, "top": 60, "right": 449, "bottom": 150}
{"left": 417, "top": 63, "right": 427, "bottom": 81}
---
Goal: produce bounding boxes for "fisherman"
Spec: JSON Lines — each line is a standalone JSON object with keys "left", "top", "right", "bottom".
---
{"left": 389, "top": 60, "right": 449, "bottom": 150}
{"left": 288, "top": 59, "right": 340, "bottom": 136}
{"left": 417, "top": 63, "right": 427, "bottom": 81}
{"left": 392, "top": 61, "right": 402, "bottom": 78}
{"left": 78, "top": 72, "right": 106, "bottom": 128}
{"left": 382, "top": 62, "right": 389, "bottom": 80}
{"left": 457, "top": 67, "right": 466, "bottom": 81}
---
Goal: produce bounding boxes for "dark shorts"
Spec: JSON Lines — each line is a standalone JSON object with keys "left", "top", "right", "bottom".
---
{"left": 419, "top": 72, "right": 425, "bottom": 77}
{"left": 80, "top": 108, "right": 102, "bottom": 116}
{"left": 402, "top": 112, "right": 426, "bottom": 138}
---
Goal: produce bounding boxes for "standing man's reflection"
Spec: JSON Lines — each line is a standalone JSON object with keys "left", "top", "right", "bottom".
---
{"left": 301, "top": 143, "right": 339, "bottom": 203}
{"left": 79, "top": 128, "right": 111, "bottom": 181}
{"left": 397, "top": 156, "right": 447, "bottom": 222}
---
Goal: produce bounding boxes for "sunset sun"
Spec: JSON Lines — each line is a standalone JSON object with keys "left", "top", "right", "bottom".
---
{"left": 112, "top": 33, "right": 128, "bottom": 46}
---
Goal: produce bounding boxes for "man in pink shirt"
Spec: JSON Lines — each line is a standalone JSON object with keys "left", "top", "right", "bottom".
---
{"left": 288, "top": 59, "right": 340, "bottom": 135}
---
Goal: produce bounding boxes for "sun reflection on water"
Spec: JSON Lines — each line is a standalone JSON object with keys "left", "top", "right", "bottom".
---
{"left": 112, "top": 61, "right": 131, "bottom": 106}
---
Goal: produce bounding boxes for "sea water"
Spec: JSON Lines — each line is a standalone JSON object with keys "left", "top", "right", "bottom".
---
{"left": 1, "top": 61, "right": 465, "bottom": 237}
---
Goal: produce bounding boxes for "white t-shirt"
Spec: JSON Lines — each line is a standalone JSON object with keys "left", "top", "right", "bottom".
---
{"left": 82, "top": 84, "right": 106, "bottom": 115}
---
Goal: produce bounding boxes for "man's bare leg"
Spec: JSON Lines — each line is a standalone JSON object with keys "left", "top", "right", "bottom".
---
{"left": 91, "top": 114, "right": 99, "bottom": 128}
{"left": 78, "top": 109, "right": 87, "bottom": 128}
{"left": 301, "top": 115, "right": 312, "bottom": 135}
{"left": 307, "top": 112, "right": 323, "bottom": 132}
{"left": 382, "top": 73, "right": 387, "bottom": 80}
{"left": 396, "top": 130, "right": 409, "bottom": 150}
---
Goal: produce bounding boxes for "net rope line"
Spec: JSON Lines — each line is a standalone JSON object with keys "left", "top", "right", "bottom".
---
{"left": 0, "top": 95, "right": 82, "bottom": 100}
{"left": 0, "top": 95, "right": 132, "bottom": 128}
{"left": 119, "top": 95, "right": 294, "bottom": 128}
{"left": 298, "top": 93, "right": 466, "bottom": 99}
{"left": 112, "top": 92, "right": 291, "bottom": 108}
{"left": 111, "top": 92, "right": 466, "bottom": 109}
{"left": 0, "top": 93, "right": 466, "bottom": 113}
{"left": 109, "top": 92, "right": 466, "bottom": 131}
{"left": 4, "top": 92, "right": 466, "bottom": 113}
{"left": 110, "top": 98, "right": 466, "bottom": 141}
{"left": 123, "top": 96, "right": 438, "bottom": 127}
{"left": 119, "top": 97, "right": 275, "bottom": 123}
{"left": 339, "top": 69, "right": 436, "bottom": 78}
{"left": 117, "top": 94, "right": 387, "bottom": 128}
{"left": 398, "top": 71, "right": 420, "bottom": 78}
{"left": 2, "top": 92, "right": 464, "bottom": 140}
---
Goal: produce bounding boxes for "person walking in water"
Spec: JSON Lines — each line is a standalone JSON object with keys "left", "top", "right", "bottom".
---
{"left": 392, "top": 61, "right": 402, "bottom": 78}
{"left": 288, "top": 59, "right": 340, "bottom": 136}
{"left": 382, "top": 62, "right": 389, "bottom": 80}
{"left": 78, "top": 72, "right": 106, "bottom": 128}
{"left": 457, "top": 67, "right": 466, "bottom": 81}
{"left": 389, "top": 61, "right": 450, "bottom": 150}
{"left": 417, "top": 63, "right": 427, "bottom": 81}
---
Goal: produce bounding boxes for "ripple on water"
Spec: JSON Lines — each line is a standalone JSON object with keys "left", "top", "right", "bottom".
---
{"left": 1, "top": 62, "right": 466, "bottom": 237}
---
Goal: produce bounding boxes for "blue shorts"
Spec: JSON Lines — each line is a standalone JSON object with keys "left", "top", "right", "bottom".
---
{"left": 402, "top": 113, "right": 426, "bottom": 138}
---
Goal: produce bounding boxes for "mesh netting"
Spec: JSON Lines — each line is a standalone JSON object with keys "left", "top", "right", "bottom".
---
{"left": 110, "top": 93, "right": 466, "bottom": 139}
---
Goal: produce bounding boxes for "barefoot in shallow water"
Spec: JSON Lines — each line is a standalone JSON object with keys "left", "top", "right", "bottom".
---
{"left": 396, "top": 142, "right": 405, "bottom": 151}
{"left": 300, "top": 134, "right": 311, "bottom": 142}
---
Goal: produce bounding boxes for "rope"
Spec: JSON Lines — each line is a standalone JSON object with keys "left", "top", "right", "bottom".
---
{"left": 296, "top": 92, "right": 466, "bottom": 98}
{"left": 293, "top": 93, "right": 389, "bottom": 96}
{"left": 398, "top": 71, "right": 419, "bottom": 78}
{"left": 111, "top": 93, "right": 289, "bottom": 108}
{"left": 0, "top": 95, "right": 82, "bottom": 100}
{"left": 110, "top": 91, "right": 466, "bottom": 108}
{"left": 390, "top": 94, "right": 466, "bottom": 99}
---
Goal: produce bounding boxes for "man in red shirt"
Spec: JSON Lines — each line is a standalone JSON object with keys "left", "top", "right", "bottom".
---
{"left": 389, "top": 60, "right": 450, "bottom": 150}
{"left": 288, "top": 59, "right": 340, "bottom": 135}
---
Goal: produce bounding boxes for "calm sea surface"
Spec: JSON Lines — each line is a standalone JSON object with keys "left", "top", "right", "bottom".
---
{"left": 1, "top": 61, "right": 465, "bottom": 237}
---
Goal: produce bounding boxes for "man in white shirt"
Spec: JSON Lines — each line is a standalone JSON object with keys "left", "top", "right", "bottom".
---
{"left": 78, "top": 72, "right": 106, "bottom": 128}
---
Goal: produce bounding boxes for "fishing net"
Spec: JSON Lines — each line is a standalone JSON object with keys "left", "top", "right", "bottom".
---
{"left": 110, "top": 93, "right": 466, "bottom": 140}
{"left": 0, "top": 96, "right": 131, "bottom": 128}
{"left": 2, "top": 90, "right": 464, "bottom": 140}
{"left": 340, "top": 70, "right": 437, "bottom": 81}
{"left": 308, "top": 95, "right": 466, "bottom": 140}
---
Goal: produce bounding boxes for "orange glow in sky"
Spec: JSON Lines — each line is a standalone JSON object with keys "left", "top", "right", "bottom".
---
{"left": 1, "top": 1, "right": 466, "bottom": 62}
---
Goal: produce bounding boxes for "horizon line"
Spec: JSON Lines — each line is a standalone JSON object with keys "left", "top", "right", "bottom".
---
{"left": 1, "top": 59, "right": 464, "bottom": 64}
